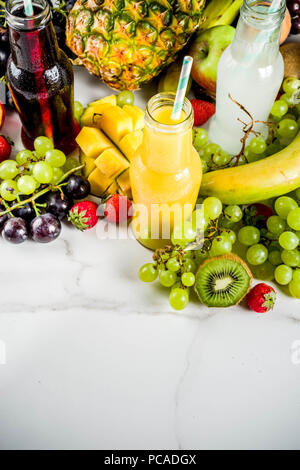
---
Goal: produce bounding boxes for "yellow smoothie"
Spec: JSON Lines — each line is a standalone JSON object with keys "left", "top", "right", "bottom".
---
{"left": 130, "top": 93, "right": 202, "bottom": 250}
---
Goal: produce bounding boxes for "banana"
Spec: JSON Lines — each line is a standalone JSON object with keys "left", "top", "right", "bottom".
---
{"left": 199, "top": 0, "right": 243, "bottom": 32}
{"left": 200, "top": 132, "right": 300, "bottom": 204}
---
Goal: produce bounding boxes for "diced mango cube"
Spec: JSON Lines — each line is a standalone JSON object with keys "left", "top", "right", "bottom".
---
{"left": 80, "top": 151, "right": 96, "bottom": 178}
{"left": 100, "top": 106, "right": 133, "bottom": 144}
{"left": 76, "top": 127, "right": 113, "bottom": 158}
{"left": 95, "top": 147, "right": 129, "bottom": 179}
{"left": 80, "top": 103, "right": 113, "bottom": 127}
{"left": 118, "top": 130, "right": 143, "bottom": 162}
{"left": 88, "top": 168, "right": 112, "bottom": 197}
{"left": 105, "top": 181, "right": 118, "bottom": 196}
{"left": 123, "top": 105, "right": 144, "bottom": 131}
{"left": 89, "top": 95, "right": 117, "bottom": 107}
{"left": 116, "top": 169, "right": 132, "bottom": 199}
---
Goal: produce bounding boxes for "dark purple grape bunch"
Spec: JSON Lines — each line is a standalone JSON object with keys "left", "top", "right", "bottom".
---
{"left": 0, "top": 174, "right": 90, "bottom": 245}
{"left": 288, "top": 0, "right": 300, "bottom": 35}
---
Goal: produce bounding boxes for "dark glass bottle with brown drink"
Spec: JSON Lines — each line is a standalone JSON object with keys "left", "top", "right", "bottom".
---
{"left": 5, "top": 0, "right": 78, "bottom": 153}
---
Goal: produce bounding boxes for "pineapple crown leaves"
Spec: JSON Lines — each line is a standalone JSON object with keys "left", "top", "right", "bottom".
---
{"left": 68, "top": 206, "right": 91, "bottom": 231}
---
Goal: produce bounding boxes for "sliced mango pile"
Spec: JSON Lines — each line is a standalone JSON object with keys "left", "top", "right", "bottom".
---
{"left": 76, "top": 95, "right": 144, "bottom": 198}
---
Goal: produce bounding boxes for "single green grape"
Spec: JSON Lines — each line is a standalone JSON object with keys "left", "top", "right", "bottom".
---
{"left": 203, "top": 197, "right": 223, "bottom": 220}
{"left": 0, "top": 160, "right": 18, "bottom": 180}
{"left": 249, "top": 137, "right": 267, "bottom": 155}
{"left": 183, "top": 258, "right": 197, "bottom": 274}
{"left": 295, "top": 188, "right": 300, "bottom": 201}
{"left": 63, "top": 157, "right": 79, "bottom": 173}
{"left": 279, "top": 231, "right": 299, "bottom": 250}
{"left": 281, "top": 93, "right": 296, "bottom": 107}
{"left": 193, "top": 128, "right": 209, "bottom": 150}
{"left": 192, "top": 209, "right": 208, "bottom": 232}
{"left": 266, "top": 215, "right": 286, "bottom": 235}
{"left": 251, "top": 261, "right": 275, "bottom": 282}
{"left": 16, "top": 149, "right": 33, "bottom": 165}
{"left": 169, "top": 288, "right": 189, "bottom": 310}
{"left": 171, "top": 221, "right": 197, "bottom": 247}
{"left": 268, "top": 250, "right": 282, "bottom": 266}
{"left": 117, "top": 90, "right": 134, "bottom": 107}
{"left": 138, "top": 263, "right": 158, "bottom": 282}
{"left": 274, "top": 264, "right": 293, "bottom": 285}
{"left": 246, "top": 243, "right": 268, "bottom": 266}
{"left": 238, "top": 226, "right": 260, "bottom": 246}
{"left": 210, "top": 236, "right": 232, "bottom": 256}
{"left": 213, "top": 150, "right": 230, "bottom": 166}
{"left": 289, "top": 279, "right": 300, "bottom": 298}
{"left": 293, "top": 269, "right": 300, "bottom": 282}
{"left": 281, "top": 249, "right": 300, "bottom": 267}
{"left": 33, "top": 161, "right": 53, "bottom": 184}
{"left": 221, "top": 229, "right": 236, "bottom": 244}
{"left": 166, "top": 257, "right": 180, "bottom": 273}
{"left": 74, "top": 101, "right": 84, "bottom": 122}
{"left": 202, "top": 143, "right": 221, "bottom": 161}
{"left": 17, "top": 175, "right": 36, "bottom": 195}
{"left": 51, "top": 167, "right": 64, "bottom": 185}
{"left": 287, "top": 207, "right": 300, "bottom": 231}
{"left": 181, "top": 272, "right": 195, "bottom": 287}
{"left": 0, "top": 179, "right": 18, "bottom": 201}
{"left": 45, "top": 149, "right": 66, "bottom": 168}
{"left": 224, "top": 205, "right": 243, "bottom": 222}
{"left": 34, "top": 136, "right": 54, "bottom": 157}
{"left": 277, "top": 119, "right": 299, "bottom": 139}
{"left": 282, "top": 77, "right": 300, "bottom": 95}
{"left": 270, "top": 99, "right": 288, "bottom": 119}
{"left": 159, "top": 269, "right": 177, "bottom": 287}
{"left": 274, "top": 196, "right": 298, "bottom": 219}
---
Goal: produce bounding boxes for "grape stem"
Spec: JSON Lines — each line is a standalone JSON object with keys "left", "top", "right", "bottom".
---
{"left": 228, "top": 94, "right": 274, "bottom": 166}
{"left": 0, "top": 164, "right": 84, "bottom": 217}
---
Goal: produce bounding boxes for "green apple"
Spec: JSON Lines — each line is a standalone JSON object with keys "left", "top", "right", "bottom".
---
{"left": 189, "top": 25, "right": 235, "bottom": 94}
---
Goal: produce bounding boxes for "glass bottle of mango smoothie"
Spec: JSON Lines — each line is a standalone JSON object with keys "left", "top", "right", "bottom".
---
{"left": 130, "top": 92, "right": 202, "bottom": 250}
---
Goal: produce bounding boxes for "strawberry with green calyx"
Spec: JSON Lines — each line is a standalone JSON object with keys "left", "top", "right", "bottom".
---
{"left": 68, "top": 200, "right": 98, "bottom": 230}
{"left": 247, "top": 283, "right": 276, "bottom": 313}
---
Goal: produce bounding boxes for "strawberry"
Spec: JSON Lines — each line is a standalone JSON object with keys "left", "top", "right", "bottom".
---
{"left": 103, "top": 194, "right": 132, "bottom": 223}
{"left": 0, "top": 135, "right": 13, "bottom": 163}
{"left": 68, "top": 201, "right": 98, "bottom": 230}
{"left": 247, "top": 283, "right": 276, "bottom": 313}
{"left": 191, "top": 99, "right": 215, "bottom": 126}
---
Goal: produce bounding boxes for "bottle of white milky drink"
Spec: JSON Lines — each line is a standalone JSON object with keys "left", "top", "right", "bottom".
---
{"left": 209, "top": 0, "right": 286, "bottom": 155}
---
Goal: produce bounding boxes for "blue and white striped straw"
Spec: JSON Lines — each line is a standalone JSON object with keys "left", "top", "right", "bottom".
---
{"left": 24, "top": 0, "right": 34, "bottom": 17}
{"left": 171, "top": 56, "right": 193, "bottom": 121}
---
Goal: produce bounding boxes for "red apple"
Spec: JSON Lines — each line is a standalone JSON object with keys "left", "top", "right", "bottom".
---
{"left": 189, "top": 25, "right": 235, "bottom": 95}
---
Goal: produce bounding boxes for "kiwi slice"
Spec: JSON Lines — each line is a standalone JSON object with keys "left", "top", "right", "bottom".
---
{"left": 194, "top": 254, "right": 252, "bottom": 308}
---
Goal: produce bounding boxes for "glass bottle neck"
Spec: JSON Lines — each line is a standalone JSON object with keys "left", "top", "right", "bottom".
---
{"left": 142, "top": 93, "right": 194, "bottom": 173}
{"left": 6, "top": 0, "right": 59, "bottom": 71}
{"left": 231, "top": 0, "right": 285, "bottom": 65}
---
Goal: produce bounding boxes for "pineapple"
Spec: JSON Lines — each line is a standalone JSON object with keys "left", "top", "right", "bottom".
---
{"left": 66, "top": 0, "right": 206, "bottom": 90}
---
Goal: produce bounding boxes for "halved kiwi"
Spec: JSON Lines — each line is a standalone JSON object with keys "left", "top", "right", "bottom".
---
{"left": 194, "top": 254, "right": 252, "bottom": 308}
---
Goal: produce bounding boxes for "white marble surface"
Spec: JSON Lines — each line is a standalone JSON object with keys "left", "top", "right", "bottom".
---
{"left": 0, "top": 68, "right": 300, "bottom": 450}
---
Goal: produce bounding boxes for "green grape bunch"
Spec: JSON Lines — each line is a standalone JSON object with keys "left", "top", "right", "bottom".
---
{"left": 138, "top": 189, "right": 300, "bottom": 311}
